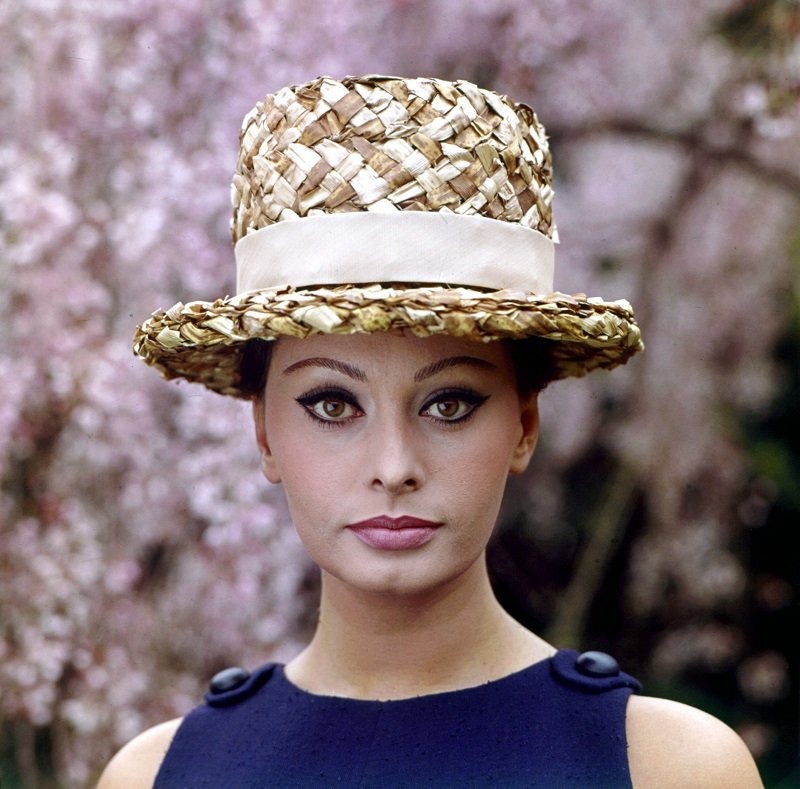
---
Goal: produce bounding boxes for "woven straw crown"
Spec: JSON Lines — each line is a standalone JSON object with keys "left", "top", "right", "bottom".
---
{"left": 133, "top": 75, "right": 643, "bottom": 398}
{"left": 231, "top": 75, "right": 556, "bottom": 242}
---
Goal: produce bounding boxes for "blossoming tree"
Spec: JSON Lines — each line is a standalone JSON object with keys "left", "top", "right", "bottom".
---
{"left": 1, "top": 0, "right": 798, "bottom": 784}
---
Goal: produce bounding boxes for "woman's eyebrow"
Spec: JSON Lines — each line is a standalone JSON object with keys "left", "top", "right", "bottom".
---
{"left": 414, "top": 356, "right": 497, "bottom": 381}
{"left": 281, "top": 357, "right": 367, "bottom": 381}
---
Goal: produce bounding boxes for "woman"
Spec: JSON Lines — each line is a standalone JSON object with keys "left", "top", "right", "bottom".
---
{"left": 100, "top": 75, "right": 762, "bottom": 787}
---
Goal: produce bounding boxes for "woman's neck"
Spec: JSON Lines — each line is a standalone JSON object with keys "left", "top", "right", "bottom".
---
{"left": 284, "top": 557, "right": 554, "bottom": 700}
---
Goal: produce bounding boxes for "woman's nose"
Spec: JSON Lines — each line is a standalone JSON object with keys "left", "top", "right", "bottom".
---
{"left": 367, "top": 419, "right": 425, "bottom": 495}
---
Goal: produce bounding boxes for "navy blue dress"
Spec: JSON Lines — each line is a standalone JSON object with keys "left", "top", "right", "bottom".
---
{"left": 155, "top": 649, "right": 641, "bottom": 788}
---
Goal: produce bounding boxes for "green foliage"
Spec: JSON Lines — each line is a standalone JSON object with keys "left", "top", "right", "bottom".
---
{"left": 715, "top": 0, "right": 799, "bottom": 55}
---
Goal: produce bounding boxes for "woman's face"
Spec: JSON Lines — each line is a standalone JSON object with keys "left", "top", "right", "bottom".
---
{"left": 254, "top": 332, "right": 539, "bottom": 598}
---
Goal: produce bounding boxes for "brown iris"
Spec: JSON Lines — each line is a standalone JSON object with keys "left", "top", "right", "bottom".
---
{"left": 434, "top": 399, "right": 461, "bottom": 418}
{"left": 322, "top": 400, "right": 347, "bottom": 418}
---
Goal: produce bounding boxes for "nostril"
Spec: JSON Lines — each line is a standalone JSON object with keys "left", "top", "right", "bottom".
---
{"left": 370, "top": 476, "right": 420, "bottom": 492}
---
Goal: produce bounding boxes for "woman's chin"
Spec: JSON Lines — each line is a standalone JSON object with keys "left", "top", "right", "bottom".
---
{"left": 320, "top": 545, "right": 483, "bottom": 600}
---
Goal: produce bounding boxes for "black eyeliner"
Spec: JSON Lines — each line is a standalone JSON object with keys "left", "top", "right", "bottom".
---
{"left": 421, "top": 387, "right": 489, "bottom": 408}
{"left": 295, "top": 385, "right": 362, "bottom": 429}
{"left": 421, "top": 387, "right": 490, "bottom": 425}
{"left": 295, "top": 385, "right": 360, "bottom": 408}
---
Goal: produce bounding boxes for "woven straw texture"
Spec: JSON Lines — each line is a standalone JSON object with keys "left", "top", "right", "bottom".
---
{"left": 134, "top": 75, "right": 643, "bottom": 398}
{"left": 231, "top": 75, "right": 556, "bottom": 242}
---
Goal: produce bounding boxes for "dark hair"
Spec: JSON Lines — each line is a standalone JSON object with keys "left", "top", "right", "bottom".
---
{"left": 239, "top": 335, "right": 556, "bottom": 399}
{"left": 240, "top": 338, "right": 274, "bottom": 398}
{"left": 506, "top": 336, "right": 557, "bottom": 395}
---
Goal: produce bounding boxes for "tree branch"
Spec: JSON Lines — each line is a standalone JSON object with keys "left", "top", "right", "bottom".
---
{"left": 558, "top": 119, "right": 800, "bottom": 197}
{"left": 545, "top": 464, "right": 639, "bottom": 649}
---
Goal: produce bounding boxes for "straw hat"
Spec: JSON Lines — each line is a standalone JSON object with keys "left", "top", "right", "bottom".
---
{"left": 133, "top": 75, "right": 643, "bottom": 398}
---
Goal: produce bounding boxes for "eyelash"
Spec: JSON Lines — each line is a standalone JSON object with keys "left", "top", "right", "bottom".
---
{"left": 294, "top": 387, "right": 489, "bottom": 429}
{"left": 420, "top": 388, "right": 489, "bottom": 427}
{"left": 295, "top": 387, "right": 362, "bottom": 430}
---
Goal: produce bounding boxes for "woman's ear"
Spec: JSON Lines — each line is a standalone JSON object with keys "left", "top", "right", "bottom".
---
{"left": 509, "top": 392, "right": 540, "bottom": 476}
{"left": 252, "top": 395, "right": 282, "bottom": 484}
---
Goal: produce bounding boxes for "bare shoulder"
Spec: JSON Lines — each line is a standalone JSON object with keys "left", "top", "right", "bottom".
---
{"left": 626, "top": 695, "right": 763, "bottom": 788}
{"left": 96, "top": 717, "right": 182, "bottom": 789}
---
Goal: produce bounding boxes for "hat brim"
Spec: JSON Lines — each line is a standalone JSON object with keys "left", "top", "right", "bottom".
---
{"left": 133, "top": 283, "right": 643, "bottom": 399}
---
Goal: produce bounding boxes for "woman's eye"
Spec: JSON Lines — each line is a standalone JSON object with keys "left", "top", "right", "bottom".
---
{"left": 310, "top": 398, "right": 356, "bottom": 421}
{"left": 426, "top": 399, "right": 469, "bottom": 420}
{"left": 421, "top": 391, "right": 488, "bottom": 423}
{"left": 296, "top": 389, "right": 362, "bottom": 424}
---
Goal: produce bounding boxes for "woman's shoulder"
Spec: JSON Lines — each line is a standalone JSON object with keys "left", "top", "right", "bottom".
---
{"left": 96, "top": 717, "right": 182, "bottom": 789}
{"left": 626, "top": 695, "right": 763, "bottom": 788}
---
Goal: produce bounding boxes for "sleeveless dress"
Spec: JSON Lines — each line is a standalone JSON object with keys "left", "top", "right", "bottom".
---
{"left": 154, "top": 649, "right": 641, "bottom": 788}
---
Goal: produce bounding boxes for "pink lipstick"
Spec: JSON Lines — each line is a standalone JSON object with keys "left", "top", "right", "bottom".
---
{"left": 346, "top": 516, "right": 442, "bottom": 551}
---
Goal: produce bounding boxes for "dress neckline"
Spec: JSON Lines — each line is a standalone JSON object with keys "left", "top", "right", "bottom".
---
{"left": 272, "top": 649, "right": 559, "bottom": 704}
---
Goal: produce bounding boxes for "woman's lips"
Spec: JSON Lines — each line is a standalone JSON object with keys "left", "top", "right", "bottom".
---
{"left": 346, "top": 516, "right": 442, "bottom": 551}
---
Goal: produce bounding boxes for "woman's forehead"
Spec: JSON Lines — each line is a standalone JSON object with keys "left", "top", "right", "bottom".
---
{"left": 270, "top": 333, "right": 513, "bottom": 372}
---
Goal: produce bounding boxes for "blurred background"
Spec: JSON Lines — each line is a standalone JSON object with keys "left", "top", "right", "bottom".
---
{"left": 1, "top": 0, "right": 798, "bottom": 786}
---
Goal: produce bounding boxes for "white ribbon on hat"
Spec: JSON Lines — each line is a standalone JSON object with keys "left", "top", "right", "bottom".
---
{"left": 235, "top": 212, "right": 555, "bottom": 294}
